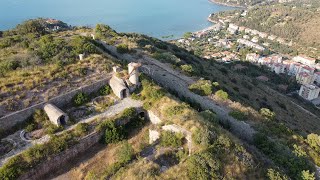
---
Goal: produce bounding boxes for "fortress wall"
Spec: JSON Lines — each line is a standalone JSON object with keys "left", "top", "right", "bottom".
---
{"left": 0, "top": 78, "right": 110, "bottom": 132}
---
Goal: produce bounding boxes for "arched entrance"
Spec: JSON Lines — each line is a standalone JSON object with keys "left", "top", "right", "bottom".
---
{"left": 121, "top": 89, "right": 127, "bottom": 99}
{"left": 59, "top": 115, "right": 67, "bottom": 126}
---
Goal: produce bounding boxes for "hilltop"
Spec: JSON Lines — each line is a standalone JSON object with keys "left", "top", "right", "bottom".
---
{"left": 0, "top": 19, "right": 319, "bottom": 180}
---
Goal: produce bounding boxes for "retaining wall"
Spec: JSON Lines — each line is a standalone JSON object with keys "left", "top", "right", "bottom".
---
{"left": 0, "top": 78, "right": 110, "bottom": 132}
{"left": 18, "top": 131, "right": 103, "bottom": 180}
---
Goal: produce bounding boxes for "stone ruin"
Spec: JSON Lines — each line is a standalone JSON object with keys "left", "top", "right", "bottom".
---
{"left": 44, "top": 103, "right": 69, "bottom": 126}
{"left": 109, "top": 62, "right": 141, "bottom": 99}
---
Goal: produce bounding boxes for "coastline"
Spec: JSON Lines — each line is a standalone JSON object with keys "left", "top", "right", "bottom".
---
{"left": 208, "top": 0, "right": 246, "bottom": 8}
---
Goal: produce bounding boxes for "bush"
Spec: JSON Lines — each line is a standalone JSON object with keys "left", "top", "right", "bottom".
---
{"left": 306, "top": 133, "right": 320, "bottom": 152}
{"left": 267, "top": 168, "right": 288, "bottom": 180}
{"left": 180, "top": 64, "right": 194, "bottom": 74}
{"left": 229, "top": 110, "right": 248, "bottom": 121}
{"left": 104, "top": 121, "right": 124, "bottom": 144}
{"left": 165, "top": 104, "right": 187, "bottom": 116}
{"left": 160, "top": 131, "right": 184, "bottom": 148}
{"left": 199, "top": 110, "right": 217, "bottom": 124}
{"left": 189, "top": 80, "right": 213, "bottom": 96}
{"left": 117, "top": 141, "right": 134, "bottom": 164}
{"left": 99, "top": 84, "right": 112, "bottom": 95}
{"left": 215, "top": 90, "right": 228, "bottom": 100}
{"left": 74, "top": 123, "right": 90, "bottom": 137}
{"left": 121, "top": 107, "right": 136, "bottom": 118}
{"left": 260, "top": 108, "right": 275, "bottom": 121}
{"left": 73, "top": 92, "right": 89, "bottom": 106}
{"left": 186, "top": 152, "right": 221, "bottom": 179}
{"left": 116, "top": 44, "right": 129, "bottom": 54}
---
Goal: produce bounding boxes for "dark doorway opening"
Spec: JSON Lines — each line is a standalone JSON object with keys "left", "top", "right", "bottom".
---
{"left": 121, "top": 89, "right": 127, "bottom": 99}
{"left": 138, "top": 112, "right": 145, "bottom": 119}
{"left": 59, "top": 115, "right": 67, "bottom": 126}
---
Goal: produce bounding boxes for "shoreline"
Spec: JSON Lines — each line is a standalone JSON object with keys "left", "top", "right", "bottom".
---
{"left": 208, "top": 0, "right": 246, "bottom": 8}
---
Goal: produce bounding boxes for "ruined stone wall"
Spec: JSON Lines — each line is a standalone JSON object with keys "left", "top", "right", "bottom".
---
{"left": 0, "top": 78, "right": 110, "bottom": 132}
{"left": 18, "top": 131, "right": 103, "bottom": 180}
{"left": 102, "top": 44, "right": 256, "bottom": 142}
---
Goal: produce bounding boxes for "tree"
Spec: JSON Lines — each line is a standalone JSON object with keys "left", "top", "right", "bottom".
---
{"left": 16, "top": 19, "right": 46, "bottom": 35}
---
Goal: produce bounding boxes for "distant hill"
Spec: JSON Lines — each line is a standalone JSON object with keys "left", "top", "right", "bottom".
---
{"left": 211, "top": 0, "right": 320, "bottom": 7}
{"left": 215, "top": 3, "right": 320, "bottom": 58}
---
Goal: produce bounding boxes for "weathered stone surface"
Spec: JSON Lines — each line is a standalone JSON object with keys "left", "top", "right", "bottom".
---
{"left": 148, "top": 110, "right": 162, "bottom": 124}
{"left": 149, "top": 129, "right": 160, "bottom": 144}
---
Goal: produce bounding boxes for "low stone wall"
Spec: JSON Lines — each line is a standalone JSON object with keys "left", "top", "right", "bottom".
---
{"left": 0, "top": 78, "right": 110, "bottom": 132}
{"left": 18, "top": 131, "right": 103, "bottom": 180}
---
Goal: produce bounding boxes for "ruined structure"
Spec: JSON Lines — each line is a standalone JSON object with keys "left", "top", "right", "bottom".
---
{"left": 44, "top": 104, "right": 69, "bottom": 126}
{"left": 109, "top": 63, "right": 141, "bottom": 99}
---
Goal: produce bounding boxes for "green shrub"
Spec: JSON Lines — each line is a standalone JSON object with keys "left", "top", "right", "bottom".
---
{"left": 186, "top": 152, "right": 221, "bottom": 179}
{"left": 181, "top": 64, "right": 194, "bottom": 74}
{"left": 117, "top": 141, "right": 134, "bottom": 164}
{"left": 189, "top": 80, "right": 213, "bottom": 96}
{"left": 104, "top": 121, "right": 124, "bottom": 144}
{"left": 165, "top": 104, "right": 187, "bottom": 116}
{"left": 306, "top": 133, "right": 320, "bottom": 152}
{"left": 266, "top": 168, "right": 288, "bottom": 180}
{"left": 73, "top": 92, "right": 89, "bottom": 106}
{"left": 215, "top": 90, "right": 228, "bottom": 100}
{"left": 99, "top": 84, "right": 112, "bottom": 95}
{"left": 116, "top": 44, "right": 129, "bottom": 54}
{"left": 260, "top": 108, "right": 275, "bottom": 121}
{"left": 74, "top": 123, "right": 90, "bottom": 137}
{"left": 199, "top": 110, "right": 217, "bottom": 124}
{"left": 300, "top": 170, "right": 315, "bottom": 180}
{"left": 121, "top": 107, "right": 136, "bottom": 118}
{"left": 229, "top": 110, "right": 248, "bottom": 121}
{"left": 160, "top": 131, "right": 184, "bottom": 148}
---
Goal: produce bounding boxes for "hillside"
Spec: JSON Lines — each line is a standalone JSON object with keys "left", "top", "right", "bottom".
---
{"left": 0, "top": 19, "right": 319, "bottom": 179}
{"left": 210, "top": 0, "right": 320, "bottom": 7}
{"left": 211, "top": 3, "right": 320, "bottom": 58}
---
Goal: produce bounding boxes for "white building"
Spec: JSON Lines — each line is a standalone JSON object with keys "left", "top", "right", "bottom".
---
{"left": 293, "top": 56, "right": 317, "bottom": 66}
{"left": 299, "top": 84, "right": 320, "bottom": 101}
{"left": 296, "top": 72, "right": 314, "bottom": 85}
{"left": 246, "top": 53, "right": 260, "bottom": 62}
{"left": 313, "top": 72, "right": 320, "bottom": 85}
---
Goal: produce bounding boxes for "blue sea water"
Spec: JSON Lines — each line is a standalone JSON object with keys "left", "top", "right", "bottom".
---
{"left": 0, "top": 0, "right": 235, "bottom": 38}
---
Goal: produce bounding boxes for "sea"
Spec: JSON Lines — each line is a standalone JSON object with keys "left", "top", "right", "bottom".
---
{"left": 0, "top": 0, "right": 235, "bottom": 39}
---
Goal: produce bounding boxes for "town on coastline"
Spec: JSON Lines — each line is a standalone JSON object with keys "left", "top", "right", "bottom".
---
{"left": 174, "top": 11, "right": 320, "bottom": 105}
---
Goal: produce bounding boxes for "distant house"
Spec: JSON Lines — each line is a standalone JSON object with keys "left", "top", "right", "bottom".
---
{"left": 237, "top": 39, "right": 265, "bottom": 51}
{"left": 296, "top": 72, "right": 314, "bottom": 85}
{"left": 313, "top": 72, "right": 320, "bottom": 85}
{"left": 293, "top": 56, "right": 316, "bottom": 66}
{"left": 246, "top": 53, "right": 260, "bottom": 62}
{"left": 272, "top": 63, "right": 285, "bottom": 74}
{"left": 227, "top": 24, "right": 239, "bottom": 34}
{"left": 299, "top": 84, "right": 320, "bottom": 101}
